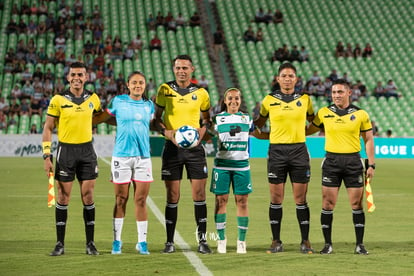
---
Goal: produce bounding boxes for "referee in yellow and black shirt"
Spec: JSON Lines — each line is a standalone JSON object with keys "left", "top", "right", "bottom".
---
{"left": 307, "top": 78, "right": 375, "bottom": 255}
{"left": 153, "top": 55, "right": 212, "bottom": 254}
{"left": 42, "top": 62, "right": 101, "bottom": 256}
{"left": 254, "top": 62, "right": 315, "bottom": 254}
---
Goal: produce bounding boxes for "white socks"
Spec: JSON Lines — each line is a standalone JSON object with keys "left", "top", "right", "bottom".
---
{"left": 137, "top": 221, "right": 148, "bottom": 243}
{"left": 113, "top": 218, "right": 124, "bottom": 241}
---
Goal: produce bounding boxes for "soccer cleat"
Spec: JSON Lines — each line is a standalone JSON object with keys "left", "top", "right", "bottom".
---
{"left": 300, "top": 240, "right": 314, "bottom": 254}
{"left": 355, "top": 244, "right": 369, "bottom": 255}
{"left": 197, "top": 241, "right": 212, "bottom": 254}
{"left": 217, "top": 239, "right": 227, "bottom": 254}
{"left": 237, "top": 240, "right": 247, "bottom": 254}
{"left": 50, "top": 241, "right": 64, "bottom": 256}
{"left": 136, "top": 241, "right": 150, "bottom": 255}
{"left": 111, "top": 240, "right": 122, "bottom": 254}
{"left": 266, "top": 240, "right": 283, "bottom": 253}
{"left": 162, "top": 242, "right": 176, "bottom": 253}
{"left": 320, "top": 243, "right": 333, "bottom": 254}
{"left": 86, "top": 241, "right": 99, "bottom": 255}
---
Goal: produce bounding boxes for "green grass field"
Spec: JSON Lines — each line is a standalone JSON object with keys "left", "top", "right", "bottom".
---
{"left": 0, "top": 157, "right": 413, "bottom": 275}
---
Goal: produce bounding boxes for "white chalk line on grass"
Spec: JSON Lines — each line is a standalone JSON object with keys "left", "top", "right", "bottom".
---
{"left": 99, "top": 157, "right": 213, "bottom": 276}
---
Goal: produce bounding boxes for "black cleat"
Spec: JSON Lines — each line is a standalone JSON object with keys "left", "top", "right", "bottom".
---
{"left": 300, "top": 240, "right": 314, "bottom": 254}
{"left": 320, "top": 243, "right": 333, "bottom": 254}
{"left": 355, "top": 244, "right": 369, "bottom": 255}
{"left": 86, "top": 241, "right": 99, "bottom": 255}
{"left": 50, "top": 241, "right": 64, "bottom": 256}
{"left": 162, "top": 242, "right": 176, "bottom": 253}
{"left": 266, "top": 240, "right": 283, "bottom": 253}
{"left": 197, "top": 241, "right": 212, "bottom": 254}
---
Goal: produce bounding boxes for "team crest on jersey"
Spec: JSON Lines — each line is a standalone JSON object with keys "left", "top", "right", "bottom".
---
{"left": 89, "top": 102, "right": 94, "bottom": 109}
{"left": 350, "top": 114, "right": 356, "bottom": 121}
{"left": 296, "top": 100, "right": 302, "bottom": 107}
{"left": 192, "top": 94, "right": 197, "bottom": 101}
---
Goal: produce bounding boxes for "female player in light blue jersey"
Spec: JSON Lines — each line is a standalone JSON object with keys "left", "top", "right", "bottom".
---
{"left": 93, "top": 71, "right": 154, "bottom": 255}
{"left": 209, "top": 88, "right": 266, "bottom": 254}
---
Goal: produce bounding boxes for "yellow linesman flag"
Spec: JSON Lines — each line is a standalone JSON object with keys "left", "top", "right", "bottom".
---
{"left": 365, "top": 178, "right": 376, "bottom": 213}
{"left": 48, "top": 172, "right": 56, "bottom": 208}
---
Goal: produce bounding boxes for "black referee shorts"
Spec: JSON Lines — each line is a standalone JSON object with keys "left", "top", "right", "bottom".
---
{"left": 267, "top": 143, "right": 311, "bottom": 184}
{"left": 161, "top": 140, "right": 208, "bottom": 180}
{"left": 321, "top": 152, "right": 364, "bottom": 188}
{"left": 55, "top": 142, "right": 98, "bottom": 182}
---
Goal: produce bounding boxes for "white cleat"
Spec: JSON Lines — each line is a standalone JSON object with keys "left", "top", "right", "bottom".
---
{"left": 217, "top": 239, "right": 227, "bottom": 254}
{"left": 237, "top": 240, "right": 246, "bottom": 254}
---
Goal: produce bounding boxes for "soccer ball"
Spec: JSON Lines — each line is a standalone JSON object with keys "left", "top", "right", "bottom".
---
{"left": 175, "top": 125, "right": 200, "bottom": 149}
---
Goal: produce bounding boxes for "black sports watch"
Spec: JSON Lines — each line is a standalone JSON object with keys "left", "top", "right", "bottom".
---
{"left": 367, "top": 164, "right": 376, "bottom": 169}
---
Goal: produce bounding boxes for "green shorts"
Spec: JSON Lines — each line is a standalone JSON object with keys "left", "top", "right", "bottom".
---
{"left": 210, "top": 168, "right": 253, "bottom": 195}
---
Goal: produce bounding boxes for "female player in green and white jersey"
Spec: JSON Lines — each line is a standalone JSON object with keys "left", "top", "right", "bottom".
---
{"left": 209, "top": 88, "right": 266, "bottom": 254}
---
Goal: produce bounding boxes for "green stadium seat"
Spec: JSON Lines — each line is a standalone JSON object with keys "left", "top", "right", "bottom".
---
{"left": 18, "top": 114, "right": 30, "bottom": 134}
{"left": 7, "top": 124, "right": 18, "bottom": 134}
{"left": 97, "top": 123, "right": 107, "bottom": 134}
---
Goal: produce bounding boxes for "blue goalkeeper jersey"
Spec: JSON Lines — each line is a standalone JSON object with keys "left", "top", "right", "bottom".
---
{"left": 106, "top": 94, "right": 154, "bottom": 157}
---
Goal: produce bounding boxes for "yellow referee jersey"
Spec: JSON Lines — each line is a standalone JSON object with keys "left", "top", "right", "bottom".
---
{"left": 260, "top": 91, "right": 314, "bottom": 144}
{"left": 312, "top": 104, "right": 372, "bottom": 153}
{"left": 156, "top": 81, "right": 210, "bottom": 130}
{"left": 47, "top": 90, "right": 101, "bottom": 144}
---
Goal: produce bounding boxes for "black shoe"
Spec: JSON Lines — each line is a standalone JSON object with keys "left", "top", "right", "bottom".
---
{"left": 162, "top": 242, "right": 176, "bottom": 253}
{"left": 266, "top": 240, "right": 283, "bottom": 253}
{"left": 197, "top": 241, "right": 212, "bottom": 254}
{"left": 50, "top": 241, "right": 64, "bottom": 256}
{"left": 355, "top": 244, "right": 369, "bottom": 255}
{"left": 320, "top": 243, "right": 333, "bottom": 254}
{"left": 300, "top": 240, "right": 314, "bottom": 254}
{"left": 86, "top": 241, "right": 99, "bottom": 255}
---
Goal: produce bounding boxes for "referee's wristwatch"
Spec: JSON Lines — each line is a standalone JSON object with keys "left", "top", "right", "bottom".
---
{"left": 367, "top": 163, "right": 376, "bottom": 169}
{"left": 43, "top": 154, "right": 51, "bottom": 160}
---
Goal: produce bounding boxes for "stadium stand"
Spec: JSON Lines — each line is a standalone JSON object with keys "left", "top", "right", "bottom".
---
{"left": 0, "top": 0, "right": 219, "bottom": 135}
{"left": 216, "top": 0, "right": 414, "bottom": 136}
{"left": 0, "top": 0, "right": 413, "bottom": 137}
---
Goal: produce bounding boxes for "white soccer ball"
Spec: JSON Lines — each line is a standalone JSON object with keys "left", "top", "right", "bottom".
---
{"left": 175, "top": 125, "right": 200, "bottom": 149}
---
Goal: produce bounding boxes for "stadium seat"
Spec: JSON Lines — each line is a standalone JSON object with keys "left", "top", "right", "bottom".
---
{"left": 0, "top": 0, "right": 412, "bottom": 137}
{"left": 7, "top": 124, "right": 18, "bottom": 134}
{"left": 97, "top": 123, "right": 108, "bottom": 135}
